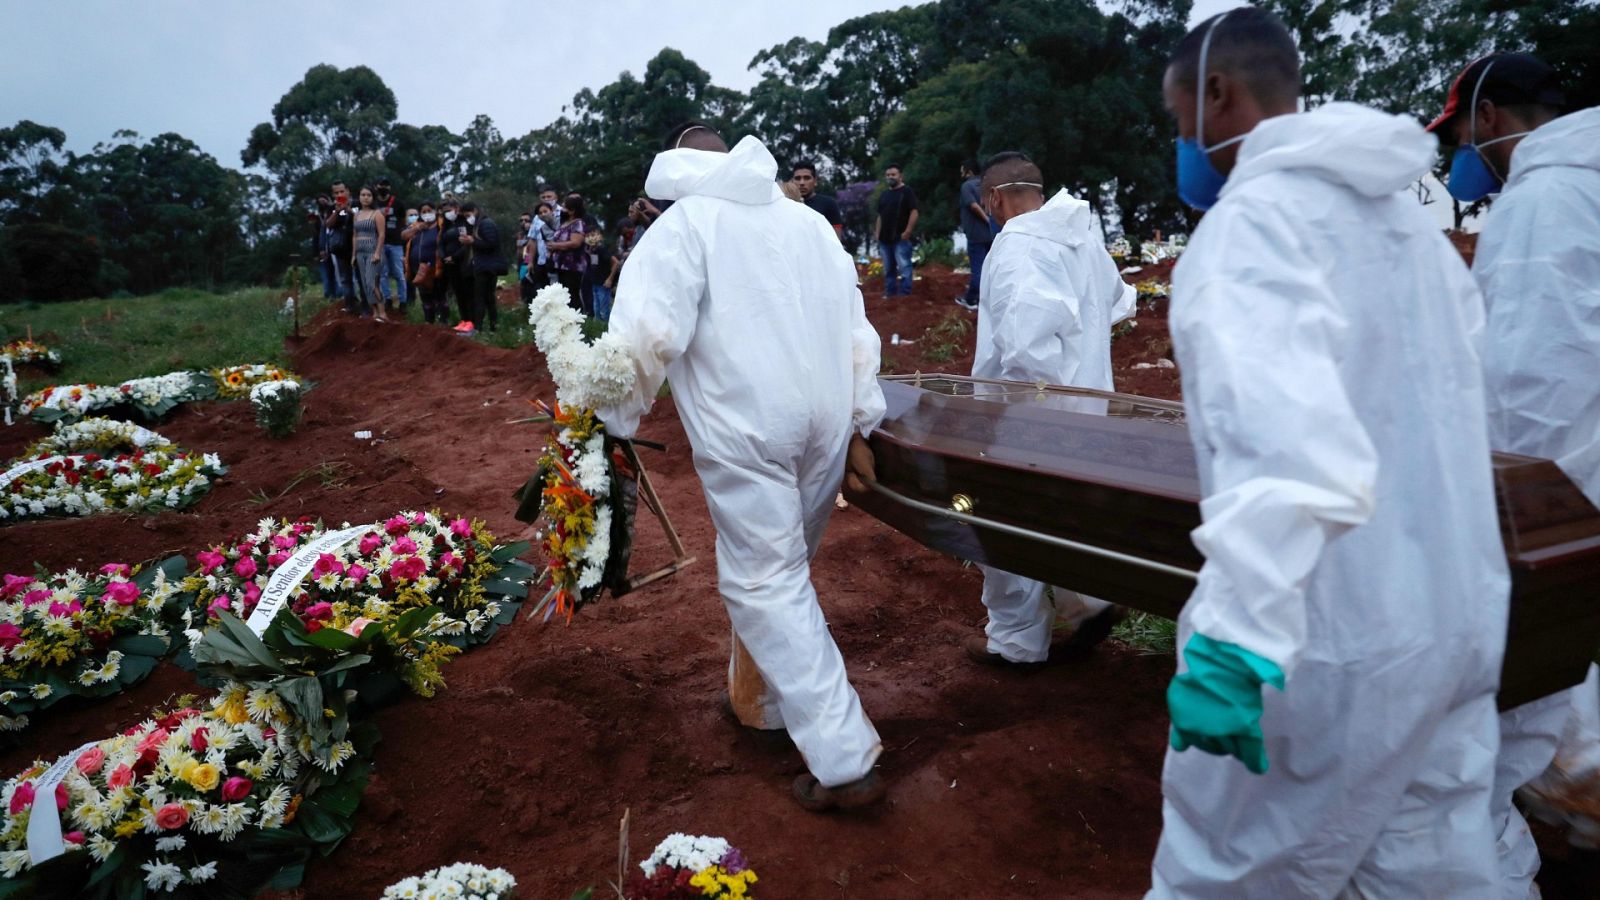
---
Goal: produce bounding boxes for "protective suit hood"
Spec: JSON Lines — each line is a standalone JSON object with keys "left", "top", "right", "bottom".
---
{"left": 1505, "top": 106, "right": 1600, "bottom": 188}
{"left": 1001, "top": 188, "right": 1094, "bottom": 248}
{"left": 1224, "top": 101, "right": 1437, "bottom": 202}
{"left": 644, "top": 134, "right": 784, "bottom": 205}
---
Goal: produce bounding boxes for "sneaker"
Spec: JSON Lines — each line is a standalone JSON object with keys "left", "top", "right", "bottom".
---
{"left": 955, "top": 296, "right": 978, "bottom": 311}
{"left": 452, "top": 321, "right": 476, "bottom": 335}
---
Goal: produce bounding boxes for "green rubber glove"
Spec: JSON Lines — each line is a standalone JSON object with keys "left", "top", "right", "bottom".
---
{"left": 1167, "top": 633, "right": 1285, "bottom": 774}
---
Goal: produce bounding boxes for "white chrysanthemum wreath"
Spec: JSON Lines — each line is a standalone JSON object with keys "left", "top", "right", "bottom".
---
{"left": 519, "top": 284, "right": 640, "bottom": 622}
{"left": 526, "top": 283, "right": 635, "bottom": 410}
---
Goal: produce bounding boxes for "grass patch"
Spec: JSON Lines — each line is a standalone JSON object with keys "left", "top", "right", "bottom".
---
{"left": 1111, "top": 610, "right": 1178, "bottom": 655}
{"left": 245, "top": 461, "right": 354, "bottom": 506}
{"left": 0, "top": 288, "right": 303, "bottom": 393}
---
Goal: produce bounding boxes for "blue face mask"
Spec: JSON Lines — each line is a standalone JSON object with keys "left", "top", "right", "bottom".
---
{"left": 1174, "top": 13, "right": 1250, "bottom": 211}
{"left": 1445, "top": 61, "right": 1528, "bottom": 203}
{"left": 1445, "top": 146, "right": 1503, "bottom": 202}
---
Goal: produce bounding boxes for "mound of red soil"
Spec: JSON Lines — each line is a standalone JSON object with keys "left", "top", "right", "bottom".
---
{"left": 3, "top": 281, "right": 1592, "bottom": 898}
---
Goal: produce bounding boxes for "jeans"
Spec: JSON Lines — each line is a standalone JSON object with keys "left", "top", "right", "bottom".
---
{"left": 591, "top": 283, "right": 614, "bottom": 321}
{"left": 965, "top": 240, "right": 990, "bottom": 306}
{"left": 381, "top": 244, "right": 406, "bottom": 305}
{"left": 332, "top": 255, "right": 364, "bottom": 314}
{"left": 318, "top": 258, "right": 336, "bottom": 298}
{"left": 880, "top": 239, "right": 914, "bottom": 296}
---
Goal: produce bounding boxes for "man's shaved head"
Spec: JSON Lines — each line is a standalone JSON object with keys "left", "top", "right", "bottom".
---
{"left": 980, "top": 151, "right": 1043, "bottom": 194}
{"left": 1167, "top": 6, "right": 1300, "bottom": 108}
{"left": 663, "top": 121, "right": 728, "bottom": 152}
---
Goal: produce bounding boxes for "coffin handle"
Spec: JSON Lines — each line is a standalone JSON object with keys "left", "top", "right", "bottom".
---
{"left": 865, "top": 480, "right": 1200, "bottom": 583}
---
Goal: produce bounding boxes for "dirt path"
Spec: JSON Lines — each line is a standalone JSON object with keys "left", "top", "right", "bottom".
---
{"left": 2, "top": 270, "right": 1591, "bottom": 898}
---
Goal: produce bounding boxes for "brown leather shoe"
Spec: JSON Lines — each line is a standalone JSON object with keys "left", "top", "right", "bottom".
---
{"left": 963, "top": 635, "right": 1046, "bottom": 673}
{"left": 792, "top": 771, "right": 887, "bottom": 812}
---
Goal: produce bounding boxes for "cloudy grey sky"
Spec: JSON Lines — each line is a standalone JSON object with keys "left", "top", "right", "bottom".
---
{"left": 6, "top": 0, "right": 1235, "bottom": 167}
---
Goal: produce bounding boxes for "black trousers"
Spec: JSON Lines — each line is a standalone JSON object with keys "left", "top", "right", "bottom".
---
{"left": 473, "top": 271, "right": 500, "bottom": 330}
{"left": 446, "top": 265, "right": 473, "bottom": 324}
{"left": 556, "top": 269, "right": 584, "bottom": 314}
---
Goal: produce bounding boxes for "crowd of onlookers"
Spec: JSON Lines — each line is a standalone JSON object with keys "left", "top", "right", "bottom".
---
{"left": 308, "top": 153, "right": 982, "bottom": 335}
{"left": 309, "top": 181, "right": 655, "bottom": 335}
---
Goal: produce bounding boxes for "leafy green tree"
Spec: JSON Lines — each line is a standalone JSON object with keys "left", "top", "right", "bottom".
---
{"left": 242, "top": 64, "right": 399, "bottom": 204}
{"left": 877, "top": 0, "right": 1191, "bottom": 239}
{"left": 385, "top": 123, "right": 462, "bottom": 198}
{"left": 503, "top": 49, "right": 746, "bottom": 220}
{"left": 1261, "top": 0, "right": 1600, "bottom": 227}
{"left": 0, "top": 120, "right": 68, "bottom": 222}
{"left": 69, "top": 131, "right": 247, "bottom": 293}
{"left": 450, "top": 114, "right": 506, "bottom": 193}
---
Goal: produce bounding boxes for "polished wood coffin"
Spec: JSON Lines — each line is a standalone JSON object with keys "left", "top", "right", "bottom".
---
{"left": 847, "top": 374, "right": 1600, "bottom": 710}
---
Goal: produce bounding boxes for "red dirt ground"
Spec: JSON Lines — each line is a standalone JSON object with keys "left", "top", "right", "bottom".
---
{"left": 2, "top": 266, "right": 1593, "bottom": 898}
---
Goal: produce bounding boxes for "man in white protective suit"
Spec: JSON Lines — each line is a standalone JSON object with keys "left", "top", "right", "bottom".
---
{"left": 595, "top": 122, "right": 889, "bottom": 811}
{"left": 962, "top": 150, "right": 1135, "bottom": 670}
{"left": 1148, "top": 7, "right": 1509, "bottom": 897}
{"left": 1427, "top": 52, "right": 1600, "bottom": 894}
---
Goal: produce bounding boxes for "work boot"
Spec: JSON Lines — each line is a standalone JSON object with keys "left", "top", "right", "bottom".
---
{"left": 963, "top": 636, "right": 1045, "bottom": 673}
{"left": 792, "top": 771, "right": 886, "bottom": 812}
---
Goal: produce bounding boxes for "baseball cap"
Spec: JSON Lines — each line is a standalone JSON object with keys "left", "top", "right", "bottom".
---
{"left": 1426, "top": 52, "right": 1566, "bottom": 134}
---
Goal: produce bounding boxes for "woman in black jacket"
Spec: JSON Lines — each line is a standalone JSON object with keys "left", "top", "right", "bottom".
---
{"left": 459, "top": 202, "right": 507, "bottom": 332}
{"left": 438, "top": 200, "right": 474, "bottom": 328}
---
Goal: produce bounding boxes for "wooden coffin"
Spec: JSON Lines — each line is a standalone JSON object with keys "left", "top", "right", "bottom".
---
{"left": 847, "top": 374, "right": 1600, "bottom": 710}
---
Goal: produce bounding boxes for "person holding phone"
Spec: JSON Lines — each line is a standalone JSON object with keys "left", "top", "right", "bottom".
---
{"left": 324, "top": 182, "right": 358, "bottom": 313}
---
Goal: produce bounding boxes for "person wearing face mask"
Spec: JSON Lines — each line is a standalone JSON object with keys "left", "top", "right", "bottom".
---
{"left": 403, "top": 207, "right": 419, "bottom": 309}
{"left": 437, "top": 200, "right": 475, "bottom": 332}
{"left": 538, "top": 185, "right": 564, "bottom": 227}
{"left": 873, "top": 165, "right": 918, "bottom": 297}
{"left": 1427, "top": 53, "right": 1600, "bottom": 891}
{"left": 404, "top": 203, "right": 447, "bottom": 325}
{"left": 962, "top": 150, "right": 1133, "bottom": 672}
{"left": 1146, "top": 8, "right": 1507, "bottom": 897}
{"left": 529, "top": 201, "right": 557, "bottom": 291}
{"left": 457, "top": 202, "right": 506, "bottom": 333}
{"left": 547, "top": 193, "right": 591, "bottom": 313}
{"left": 599, "top": 121, "right": 887, "bottom": 813}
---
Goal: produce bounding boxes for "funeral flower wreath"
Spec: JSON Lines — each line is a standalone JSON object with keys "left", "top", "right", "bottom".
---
{"left": 628, "top": 833, "right": 759, "bottom": 899}
{"left": 383, "top": 861, "right": 517, "bottom": 899}
{"left": 180, "top": 511, "right": 531, "bottom": 698}
{"left": 0, "top": 340, "right": 62, "bottom": 371}
{"left": 22, "top": 371, "right": 217, "bottom": 424}
{"left": 518, "top": 285, "right": 640, "bottom": 622}
{"left": 209, "top": 363, "right": 297, "bottom": 401}
{"left": 0, "top": 558, "right": 187, "bottom": 739}
{"left": 0, "top": 419, "right": 224, "bottom": 524}
{"left": 0, "top": 509, "right": 532, "bottom": 897}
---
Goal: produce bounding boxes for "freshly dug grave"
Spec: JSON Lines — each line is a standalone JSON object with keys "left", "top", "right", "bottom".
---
{"left": 2, "top": 275, "right": 1591, "bottom": 898}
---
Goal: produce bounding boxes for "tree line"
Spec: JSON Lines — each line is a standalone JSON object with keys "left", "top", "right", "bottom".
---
{"left": 1, "top": 0, "right": 1594, "bottom": 302}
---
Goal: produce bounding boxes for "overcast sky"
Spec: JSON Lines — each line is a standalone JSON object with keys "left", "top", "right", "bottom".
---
{"left": 5, "top": 0, "right": 1236, "bottom": 168}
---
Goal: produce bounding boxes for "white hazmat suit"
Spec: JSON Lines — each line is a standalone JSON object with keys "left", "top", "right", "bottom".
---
{"left": 970, "top": 189, "right": 1135, "bottom": 662}
{"left": 596, "top": 135, "right": 887, "bottom": 788}
{"left": 1472, "top": 105, "right": 1600, "bottom": 895}
{"left": 1150, "top": 102, "right": 1510, "bottom": 898}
